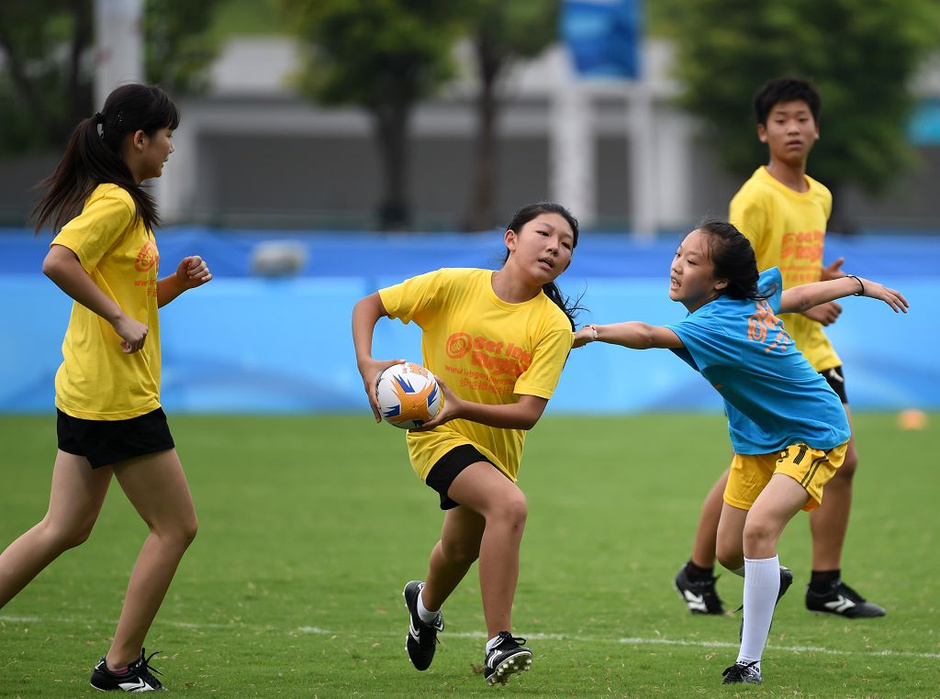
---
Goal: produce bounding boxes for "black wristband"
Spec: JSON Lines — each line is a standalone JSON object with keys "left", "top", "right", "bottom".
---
{"left": 848, "top": 275, "right": 864, "bottom": 296}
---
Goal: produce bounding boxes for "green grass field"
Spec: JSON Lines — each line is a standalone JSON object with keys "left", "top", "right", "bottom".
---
{"left": 0, "top": 413, "right": 937, "bottom": 697}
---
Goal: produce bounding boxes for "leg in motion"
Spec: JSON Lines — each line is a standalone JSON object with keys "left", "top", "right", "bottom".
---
{"left": 806, "top": 413, "right": 885, "bottom": 618}
{"left": 403, "top": 506, "right": 484, "bottom": 671}
{"left": 0, "top": 451, "right": 111, "bottom": 609}
{"left": 676, "top": 469, "right": 728, "bottom": 614}
{"left": 100, "top": 450, "right": 197, "bottom": 675}
{"left": 723, "top": 474, "right": 807, "bottom": 685}
{"left": 446, "top": 463, "right": 532, "bottom": 685}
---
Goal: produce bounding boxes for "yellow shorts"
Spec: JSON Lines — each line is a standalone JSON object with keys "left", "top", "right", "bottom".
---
{"left": 724, "top": 441, "right": 849, "bottom": 512}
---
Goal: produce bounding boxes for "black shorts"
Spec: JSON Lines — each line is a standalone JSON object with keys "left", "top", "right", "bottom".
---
{"left": 820, "top": 366, "right": 848, "bottom": 404}
{"left": 56, "top": 407, "right": 175, "bottom": 469}
{"left": 425, "top": 444, "right": 495, "bottom": 510}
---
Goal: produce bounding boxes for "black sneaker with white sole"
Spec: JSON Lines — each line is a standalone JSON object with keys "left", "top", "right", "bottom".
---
{"left": 483, "top": 631, "right": 532, "bottom": 686}
{"left": 805, "top": 579, "right": 887, "bottom": 618}
{"left": 674, "top": 564, "right": 725, "bottom": 615}
{"left": 90, "top": 648, "right": 165, "bottom": 692}
{"left": 722, "top": 659, "right": 762, "bottom": 684}
{"left": 403, "top": 580, "right": 444, "bottom": 671}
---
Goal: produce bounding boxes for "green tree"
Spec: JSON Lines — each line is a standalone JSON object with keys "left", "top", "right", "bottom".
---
{"left": 281, "top": 0, "right": 462, "bottom": 229}
{"left": 145, "top": 0, "right": 220, "bottom": 95}
{"left": 0, "top": 0, "right": 219, "bottom": 155}
{"left": 659, "top": 0, "right": 940, "bottom": 232}
{"left": 0, "top": 0, "right": 93, "bottom": 153}
{"left": 458, "top": 0, "right": 559, "bottom": 231}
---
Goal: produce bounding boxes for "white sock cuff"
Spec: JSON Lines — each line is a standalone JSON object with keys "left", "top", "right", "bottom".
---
{"left": 416, "top": 587, "right": 440, "bottom": 623}
{"left": 744, "top": 555, "right": 780, "bottom": 586}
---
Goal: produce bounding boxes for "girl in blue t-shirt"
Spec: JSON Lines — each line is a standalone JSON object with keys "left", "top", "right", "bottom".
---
{"left": 573, "top": 220, "right": 907, "bottom": 687}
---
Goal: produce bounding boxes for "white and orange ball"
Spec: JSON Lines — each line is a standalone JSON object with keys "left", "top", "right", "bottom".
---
{"left": 375, "top": 362, "right": 443, "bottom": 429}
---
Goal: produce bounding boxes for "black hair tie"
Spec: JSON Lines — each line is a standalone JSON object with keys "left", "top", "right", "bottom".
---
{"left": 94, "top": 112, "right": 104, "bottom": 124}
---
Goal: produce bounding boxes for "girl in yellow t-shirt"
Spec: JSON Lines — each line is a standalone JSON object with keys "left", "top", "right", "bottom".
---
{"left": 352, "top": 202, "right": 580, "bottom": 686}
{"left": 0, "top": 84, "right": 212, "bottom": 692}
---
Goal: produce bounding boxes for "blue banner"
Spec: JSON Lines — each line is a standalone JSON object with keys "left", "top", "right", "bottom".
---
{"left": 0, "top": 230, "right": 935, "bottom": 414}
{"left": 910, "top": 98, "right": 940, "bottom": 145}
{"left": 561, "top": 0, "right": 642, "bottom": 79}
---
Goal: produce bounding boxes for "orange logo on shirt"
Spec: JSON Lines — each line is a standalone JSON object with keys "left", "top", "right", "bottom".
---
{"left": 748, "top": 300, "right": 790, "bottom": 353}
{"left": 447, "top": 333, "right": 473, "bottom": 359}
{"left": 780, "top": 230, "right": 824, "bottom": 285}
{"left": 135, "top": 241, "right": 159, "bottom": 272}
{"left": 747, "top": 316, "right": 768, "bottom": 343}
{"left": 445, "top": 332, "right": 531, "bottom": 376}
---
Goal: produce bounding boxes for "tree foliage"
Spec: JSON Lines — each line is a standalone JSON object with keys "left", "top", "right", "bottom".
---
{"left": 144, "top": 0, "right": 220, "bottom": 96}
{"left": 283, "top": 0, "right": 459, "bottom": 110}
{"left": 0, "top": 0, "right": 219, "bottom": 156}
{"left": 458, "top": 0, "right": 559, "bottom": 231}
{"left": 659, "top": 0, "right": 940, "bottom": 206}
{"left": 463, "top": 0, "right": 559, "bottom": 67}
{"left": 0, "top": 0, "right": 93, "bottom": 152}
{"left": 281, "top": 0, "right": 464, "bottom": 228}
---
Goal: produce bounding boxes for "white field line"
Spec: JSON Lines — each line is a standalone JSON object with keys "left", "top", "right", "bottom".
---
{"left": 4, "top": 616, "right": 938, "bottom": 660}
{"left": 437, "top": 630, "right": 940, "bottom": 660}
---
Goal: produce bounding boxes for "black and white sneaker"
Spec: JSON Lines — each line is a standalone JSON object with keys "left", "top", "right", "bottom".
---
{"left": 483, "top": 631, "right": 532, "bottom": 686}
{"left": 403, "top": 580, "right": 444, "bottom": 671}
{"left": 805, "top": 579, "right": 887, "bottom": 618}
{"left": 90, "top": 648, "right": 165, "bottom": 692}
{"left": 722, "top": 660, "right": 761, "bottom": 684}
{"left": 674, "top": 564, "right": 725, "bottom": 615}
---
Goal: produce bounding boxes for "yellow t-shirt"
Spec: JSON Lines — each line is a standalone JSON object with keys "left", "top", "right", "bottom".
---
{"left": 379, "top": 268, "right": 573, "bottom": 483}
{"left": 51, "top": 184, "right": 162, "bottom": 420}
{"left": 729, "top": 166, "right": 841, "bottom": 372}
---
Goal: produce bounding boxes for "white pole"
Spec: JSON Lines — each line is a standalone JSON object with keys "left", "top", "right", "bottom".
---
{"left": 93, "top": 0, "right": 144, "bottom": 109}
{"left": 627, "top": 77, "right": 656, "bottom": 240}
{"left": 550, "top": 47, "right": 597, "bottom": 227}
{"left": 94, "top": 0, "right": 184, "bottom": 221}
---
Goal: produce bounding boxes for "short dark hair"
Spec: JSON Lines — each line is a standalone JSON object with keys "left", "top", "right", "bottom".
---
{"left": 753, "top": 77, "right": 821, "bottom": 125}
{"left": 696, "top": 219, "right": 766, "bottom": 301}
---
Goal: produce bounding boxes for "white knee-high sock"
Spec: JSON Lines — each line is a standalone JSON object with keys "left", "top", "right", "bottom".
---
{"left": 738, "top": 555, "right": 781, "bottom": 667}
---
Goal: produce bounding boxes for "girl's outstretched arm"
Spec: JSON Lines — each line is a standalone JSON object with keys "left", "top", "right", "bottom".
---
{"left": 781, "top": 276, "right": 909, "bottom": 315}
{"left": 573, "top": 321, "right": 684, "bottom": 350}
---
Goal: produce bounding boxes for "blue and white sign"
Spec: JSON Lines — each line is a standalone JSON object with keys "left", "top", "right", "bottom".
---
{"left": 561, "top": 0, "right": 642, "bottom": 79}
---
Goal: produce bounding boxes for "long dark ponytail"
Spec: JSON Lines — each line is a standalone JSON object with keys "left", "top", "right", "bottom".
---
{"left": 502, "top": 201, "right": 585, "bottom": 330}
{"left": 697, "top": 219, "right": 770, "bottom": 300}
{"left": 32, "top": 84, "right": 180, "bottom": 234}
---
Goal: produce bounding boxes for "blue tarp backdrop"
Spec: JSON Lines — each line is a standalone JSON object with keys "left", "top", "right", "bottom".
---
{"left": 1, "top": 228, "right": 935, "bottom": 414}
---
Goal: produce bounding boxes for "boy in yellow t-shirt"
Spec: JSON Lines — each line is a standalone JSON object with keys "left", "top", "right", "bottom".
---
{"left": 674, "top": 78, "right": 886, "bottom": 621}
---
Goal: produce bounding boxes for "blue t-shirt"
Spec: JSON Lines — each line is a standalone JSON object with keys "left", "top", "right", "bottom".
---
{"left": 666, "top": 268, "right": 850, "bottom": 454}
